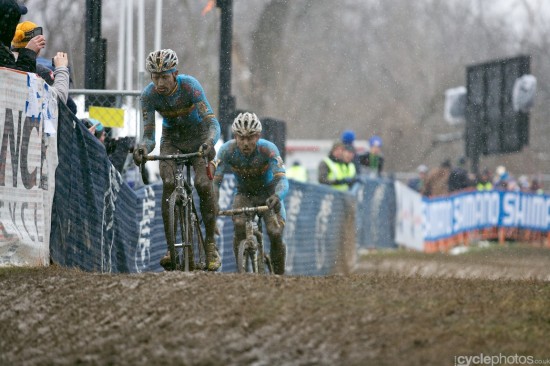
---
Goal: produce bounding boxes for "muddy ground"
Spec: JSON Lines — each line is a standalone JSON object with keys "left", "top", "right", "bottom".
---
{"left": 1, "top": 244, "right": 550, "bottom": 366}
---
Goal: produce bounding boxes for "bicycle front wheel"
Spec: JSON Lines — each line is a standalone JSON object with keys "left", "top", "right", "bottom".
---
{"left": 256, "top": 243, "right": 269, "bottom": 274}
{"left": 167, "top": 192, "right": 180, "bottom": 271}
{"left": 236, "top": 240, "right": 248, "bottom": 273}
{"left": 263, "top": 253, "right": 274, "bottom": 274}
{"left": 182, "top": 200, "right": 194, "bottom": 271}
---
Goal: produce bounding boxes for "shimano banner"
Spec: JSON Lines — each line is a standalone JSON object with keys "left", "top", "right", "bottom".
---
{"left": 423, "top": 190, "right": 550, "bottom": 241}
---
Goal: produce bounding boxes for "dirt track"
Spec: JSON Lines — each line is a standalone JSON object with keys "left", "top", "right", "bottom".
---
{"left": 1, "top": 245, "right": 550, "bottom": 365}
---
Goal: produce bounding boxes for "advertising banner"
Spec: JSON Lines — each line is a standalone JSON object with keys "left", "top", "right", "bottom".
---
{"left": 353, "top": 177, "right": 397, "bottom": 251}
{"left": 423, "top": 190, "right": 550, "bottom": 242}
{"left": 0, "top": 68, "right": 58, "bottom": 266}
{"left": 394, "top": 181, "right": 424, "bottom": 251}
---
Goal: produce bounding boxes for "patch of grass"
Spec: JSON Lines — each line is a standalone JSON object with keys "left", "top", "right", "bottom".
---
{"left": 361, "top": 242, "right": 550, "bottom": 262}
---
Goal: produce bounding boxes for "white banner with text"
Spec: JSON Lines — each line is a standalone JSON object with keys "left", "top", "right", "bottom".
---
{"left": 0, "top": 68, "right": 58, "bottom": 266}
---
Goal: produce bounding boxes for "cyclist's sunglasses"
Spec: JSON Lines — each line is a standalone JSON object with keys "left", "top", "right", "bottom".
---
{"left": 24, "top": 27, "right": 43, "bottom": 41}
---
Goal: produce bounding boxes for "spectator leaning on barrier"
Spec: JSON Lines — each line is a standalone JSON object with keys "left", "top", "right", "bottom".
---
{"left": 318, "top": 141, "right": 357, "bottom": 191}
{"left": 476, "top": 168, "right": 493, "bottom": 191}
{"left": 530, "top": 178, "right": 544, "bottom": 195}
{"left": 342, "top": 144, "right": 357, "bottom": 185}
{"left": 286, "top": 160, "right": 308, "bottom": 182}
{"left": 358, "top": 135, "right": 384, "bottom": 177}
{"left": 82, "top": 118, "right": 106, "bottom": 144}
{"left": 37, "top": 57, "right": 78, "bottom": 114}
{"left": 0, "top": 8, "right": 45, "bottom": 72}
{"left": 35, "top": 55, "right": 70, "bottom": 103}
{"left": 422, "top": 158, "right": 452, "bottom": 197}
{"left": 11, "top": 21, "right": 76, "bottom": 112}
{"left": 448, "top": 156, "right": 472, "bottom": 193}
{"left": 518, "top": 175, "right": 531, "bottom": 193}
{"left": 408, "top": 164, "right": 428, "bottom": 193}
{"left": 493, "top": 165, "right": 509, "bottom": 190}
{"left": 341, "top": 129, "right": 360, "bottom": 173}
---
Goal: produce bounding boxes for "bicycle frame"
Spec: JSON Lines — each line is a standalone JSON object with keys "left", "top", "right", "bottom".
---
{"left": 218, "top": 206, "right": 273, "bottom": 274}
{"left": 140, "top": 147, "right": 208, "bottom": 271}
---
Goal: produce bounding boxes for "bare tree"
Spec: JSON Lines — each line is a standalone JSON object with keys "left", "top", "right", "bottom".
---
{"left": 25, "top": 0, "right": 86, "bottom": 86}
{"left": 22, "top": 0, "right": 550, "bottom": 174}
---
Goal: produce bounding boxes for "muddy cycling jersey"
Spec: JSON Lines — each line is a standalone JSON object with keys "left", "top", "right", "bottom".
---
{"left": 214, "top": 139, "right": 289, "bottom": 201}
{"left": 140, "top": 74, "right": 220, "bottom": 152}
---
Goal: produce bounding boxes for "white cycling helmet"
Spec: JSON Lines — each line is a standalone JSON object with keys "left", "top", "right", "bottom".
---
{"left": 145, "top": 49, "right": 178, "bottom": 73}
{"left": 232, "top": 112, "right": 262, "bottom": 137}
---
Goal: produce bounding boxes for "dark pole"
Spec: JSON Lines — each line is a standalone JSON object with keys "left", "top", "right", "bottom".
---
{"left": 85, "top": 0, "right": 105, "bottom": 90}
{"left": 471, "top": 144, "right": 480, "bottom": 176}
{"left": 217, "top": 0, "right": 235, "bottom": 141}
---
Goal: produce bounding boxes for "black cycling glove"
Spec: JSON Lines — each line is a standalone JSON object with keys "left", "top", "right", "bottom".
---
{"left": 133, "top": 144, "right": 148, "bottom": 165}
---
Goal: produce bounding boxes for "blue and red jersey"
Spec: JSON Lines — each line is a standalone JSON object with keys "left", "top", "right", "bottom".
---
{"left": 140, "top": 74, "right": 220, "bottom": 152}
{"left": 214, "top": 139, "right": 289, "bottom": 201}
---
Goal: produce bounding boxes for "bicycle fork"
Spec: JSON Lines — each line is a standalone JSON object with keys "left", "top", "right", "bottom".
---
{"left": 245, "top": 217, "right": 263, "bottom": 272}
{"left": 173, "top": 171, "right": 194, "bottom": 271}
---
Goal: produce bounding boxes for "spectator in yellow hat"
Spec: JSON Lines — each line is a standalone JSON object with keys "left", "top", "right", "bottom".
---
{"left": 0, "top": 1, "right": 44, "bottom": 72}
{"left": 12, "top": 21, "right": 71, "bottom": 108}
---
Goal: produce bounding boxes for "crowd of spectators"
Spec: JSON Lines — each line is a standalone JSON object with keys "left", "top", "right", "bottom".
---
{"left": 315, "top": 130, "right": 387, "bottom": 191}
{"left": 297, "top": 128, "right": 547, "bottom": 198}
{"left": 406, "top": 157, "right": 545, "bottom": 197}
{"left": 318, "top": 141, "right": 357, "bottom": 191}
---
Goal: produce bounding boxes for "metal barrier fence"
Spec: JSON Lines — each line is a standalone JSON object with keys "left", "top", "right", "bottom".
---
{"left": 68, "top": 89, "right": 142, "bottom": 141}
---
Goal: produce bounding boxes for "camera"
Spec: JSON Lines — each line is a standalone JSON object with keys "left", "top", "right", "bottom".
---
{"left": 25, "top": 26, "right": 42, "bottom": 39}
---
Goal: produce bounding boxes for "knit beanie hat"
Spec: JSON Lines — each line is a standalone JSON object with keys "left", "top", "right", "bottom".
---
{"left": 11, "top": 21, "right": 39, "bottom": 49}
{"left": 341, "top": 130, "right": 356, "bottom": 145}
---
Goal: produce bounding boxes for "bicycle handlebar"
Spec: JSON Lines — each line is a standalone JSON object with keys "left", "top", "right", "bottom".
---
{"left": 138, "top": 143, "right": 211, "bottom": 183}
{"left": 139, "top": 143, "right": 209, "bottom": 162}
{"left": 218, "top": 205, "right": 270, "bottom": 216}
{"left": 143, "top": 152, "right": 202, "bottom": 161}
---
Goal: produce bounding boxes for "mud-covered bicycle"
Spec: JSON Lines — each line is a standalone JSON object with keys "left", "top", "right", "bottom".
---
{"left": 139, "top": 145, "right": 209, "bottom": 271}
{"left": 218, "top": 205, "right": 274, "bottom": 274}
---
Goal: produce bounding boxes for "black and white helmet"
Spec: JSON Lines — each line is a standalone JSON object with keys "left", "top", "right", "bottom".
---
{"left": 145, "top": 49, "right": 178, "bottom": 73}
{"left": 232, "top": 112, "right": 262, "bottom": 137}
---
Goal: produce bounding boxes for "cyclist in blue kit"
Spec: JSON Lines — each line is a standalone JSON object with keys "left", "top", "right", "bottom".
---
{"left": 133, "top": 49, "right": 221, "bottom": 271}
{"left": 213, "top": 112, "right": 288, "bottom": 274}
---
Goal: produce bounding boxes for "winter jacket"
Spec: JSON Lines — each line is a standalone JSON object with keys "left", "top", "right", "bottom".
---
{"left": 0, "top": 42, "right": 36, "bottom": 72}
{"left": 0, "top": 0, "right": 36, "bottom": 72}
